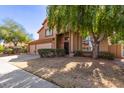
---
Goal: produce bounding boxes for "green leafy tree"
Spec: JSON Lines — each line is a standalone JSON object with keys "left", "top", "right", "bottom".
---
{"left": 0, "top": 19, "right": 32, "bottom": 47}
{"left": 0, "top": 26, "right": 9, "bottom": 41}
{"left": 0, "top": 45, "right": 4, "bottom": 53}
{"left": 47, "top": 5, "right": 124, "bottom": 59}
{"left": 111, "top": 31, "right": 124, "bottom": 44}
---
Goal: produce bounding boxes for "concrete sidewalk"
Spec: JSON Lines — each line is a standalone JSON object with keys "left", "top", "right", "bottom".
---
{"left": 114, "top": 59, "right": 124, "bottom": 68}
{"left": 0, "top": 55, "right": 59, "bottom": 88}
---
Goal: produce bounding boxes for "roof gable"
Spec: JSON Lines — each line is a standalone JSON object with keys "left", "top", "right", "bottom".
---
{"left": 37, "top": 18, "right": 48, "bottom": 33}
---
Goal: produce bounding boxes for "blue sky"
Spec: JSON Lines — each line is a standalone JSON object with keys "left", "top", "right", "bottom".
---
{"left": 0, "top": 5, "right": 47, "bottom": 39}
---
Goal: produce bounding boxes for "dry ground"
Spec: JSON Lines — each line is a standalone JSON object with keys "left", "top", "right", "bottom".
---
{"left": 10, "top": 57, "right": 124, "bottom": 88}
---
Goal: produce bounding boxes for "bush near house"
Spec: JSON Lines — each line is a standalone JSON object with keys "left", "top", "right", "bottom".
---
{"left": 56, "top": 49, "right": 66, "bottom": 57}
{"left": 98, "top": 52, "right": 115, "bottom": 60}
{"left": 13, "top": 47, "right": 28, "bottom": 54}
{"left": 74, "top": 50, "right": 92, "bottom": 57}
{"left": 38, "top": 49, "right": 55, "bottom": 57}
{"left": 74, "top": 50, "right": 115, "bottom": 60}
{"left": 3, "top": 46, "right": 28, "bottom": 54}
{"left": 4, "top": 47, "right": 14, "bottom": 54}
{"left": 74, "top": 50, "right": 83, "bottom": 57}
{"left": 38, "top": 49, "right": 65, "bottom": 57}
{"left": 20, "top": 46, "right": 28, "bottom": 53}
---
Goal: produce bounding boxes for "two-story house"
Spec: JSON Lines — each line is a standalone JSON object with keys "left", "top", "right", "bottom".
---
{"left": 29, "top": 18, "right": 83, "bottom": 55}
{"left": 28, "top": 18, "right": 124, "bottom": 58}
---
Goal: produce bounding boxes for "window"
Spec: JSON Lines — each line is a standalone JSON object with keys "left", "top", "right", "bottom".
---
{"left": 82, "top": 36, "right": 93, "bottom": 51}
{"left": 45, "top": 27, "right": 53, "bottom": 36}
{"left": 122, "top": 46, "right": 124, "bottom": 57}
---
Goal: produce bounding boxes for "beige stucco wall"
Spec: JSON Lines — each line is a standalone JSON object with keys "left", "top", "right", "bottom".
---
{"left": 70, "top": 32, "right": 82, "bottom": 52}
{"left": 36, "top": 43, "right": 52, "bottom": 49}
{"left": 38, "top": 20, "right": 56, "bottom": 40}
{"left": 99, "top": 39, "right": 109, "bottom": 52}
{"left": 57, "top": 35, "right": 64, "bottom": 49}
{"left": 30, "top": 45, "right": 36, "bottom": 54}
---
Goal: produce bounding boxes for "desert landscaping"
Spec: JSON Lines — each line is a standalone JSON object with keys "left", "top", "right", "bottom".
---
{"left": 10, "top": 57, "right": 124, "bottom": 88}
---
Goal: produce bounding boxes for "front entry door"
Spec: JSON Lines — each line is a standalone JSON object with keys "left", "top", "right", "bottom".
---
{"left": 64, "top": 42, "right": 69, "bottom": 54}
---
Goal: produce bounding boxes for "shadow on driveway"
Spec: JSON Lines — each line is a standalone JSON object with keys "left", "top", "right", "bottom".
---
{"left": 0, "top": 69, "right": 59, "bottom": 88}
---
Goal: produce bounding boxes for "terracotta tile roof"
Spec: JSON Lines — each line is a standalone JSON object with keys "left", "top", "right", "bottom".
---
{"left": 29, "top": 38, "right": 54, "bottom": 45}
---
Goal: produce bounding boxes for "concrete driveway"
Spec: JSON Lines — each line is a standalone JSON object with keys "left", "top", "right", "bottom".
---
{"left": 0, "top": 54, "right": 40, "bottom": 62}
{"left": 0, "top": 54, "right": 59, "bottom": 88}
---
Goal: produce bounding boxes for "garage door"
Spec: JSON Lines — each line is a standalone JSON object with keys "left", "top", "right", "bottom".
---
{"left": 30, "top": 45, "right": 36, "bottom": 54}
{"left": 36, "top": 43, "right": 52, "bottom": 54}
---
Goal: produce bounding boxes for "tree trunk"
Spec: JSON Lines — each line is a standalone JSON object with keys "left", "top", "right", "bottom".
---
{"left": 92, "top": 42, "right": 100, "bottom": 59}
{"left": 13, "top": 42, "right": 18, "bottom": 47}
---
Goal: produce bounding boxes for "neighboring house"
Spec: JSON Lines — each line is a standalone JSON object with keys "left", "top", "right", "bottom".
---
{"left": 0, "top": 41, "right": 27, "bottom": 48}
{"left": 28, "top": 18, "right": 124, "bottom": 58}
{"left": 0, "top": 40, "right": 4, "bottom": 46}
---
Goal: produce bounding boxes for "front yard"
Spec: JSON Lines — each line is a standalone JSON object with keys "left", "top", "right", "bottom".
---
{"left": 10, "top": 57, "right": 124, "bottom": 88}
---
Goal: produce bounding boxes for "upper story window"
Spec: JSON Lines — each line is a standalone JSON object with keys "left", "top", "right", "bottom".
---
{"left": 45, "top": 27, "right": 53, "bottom": 36}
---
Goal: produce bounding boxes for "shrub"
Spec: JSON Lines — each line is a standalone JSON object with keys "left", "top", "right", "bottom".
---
{"left": 99, "top": 52, "right": 115, "bottom": 60}
{"left": 74, "top": 50, "right": 92, "bottom": 57}
{"left": 11, "top": 46, "right": 28, "bottom": 54}
{"left": 56, "top": 49, "right": 65, "bottom": 57}
{"left": 0, "top": 45, "right": 4, "bottom": 53}
{"left": 13, "top": 47, "right": 21, "bottom": 54}
{"left": 82, "top": 51, "right": 92, "bottom": 57}
{"left": 4, "top": 48, "right": 14, "bottom": 54}
{"left": 38, "top": 49, "right": 65, "bottom": 58}
{"left": 74, "top": 50, "right": 83, "bottom": 57}
{"left": 3, "top": 46, "right": 28, "bottom": 54}
{"left": 20, "top": 46, "right": 28, "bottom": 53}
{"left": 74, "top": 50, "right": 115, "bottom": 60}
